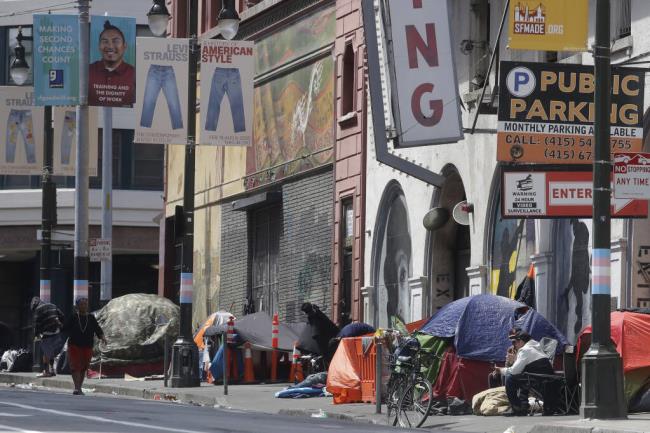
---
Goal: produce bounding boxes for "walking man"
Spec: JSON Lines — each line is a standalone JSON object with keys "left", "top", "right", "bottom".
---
{"left": 30, "top": 297, "right": 65, "bottom": 377}
{"left": 63, "top": 298, "right": 106, "bottom": 395}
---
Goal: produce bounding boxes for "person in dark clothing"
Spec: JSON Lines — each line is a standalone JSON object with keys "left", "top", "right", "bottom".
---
{"left": 63, "top": 298, "right": 106, "bottom": 395}
{"left": 30, "top": 297, "right": 65, "bottom": 377}
{"left": 301, "top": 303, "right": 339, "bottom": 366}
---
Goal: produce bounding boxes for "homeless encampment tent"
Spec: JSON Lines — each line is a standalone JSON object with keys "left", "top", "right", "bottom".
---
{"left": 418, "top": 294, "right": 568, "bottom": 404}
{"left": 577, "top": 311, "right": 650, "bottom": 411}
{"left": 89, "top": 294, "right": 179, "bottom": 377}
{"left": 206, "top": 311, "right": 323, "bottom": 382}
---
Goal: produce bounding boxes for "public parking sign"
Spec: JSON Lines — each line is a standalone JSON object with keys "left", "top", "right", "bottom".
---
{"left": 503, "top": 169, "right": 648, "bottom": 218}
{"left": 614, "top": 153, "right": 650, "bottom": 199}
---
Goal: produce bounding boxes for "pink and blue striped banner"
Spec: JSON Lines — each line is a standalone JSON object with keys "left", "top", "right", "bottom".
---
{"left": 180, "top": 272, "right": 193, "bottom": 304}
{"left": 40, "top": 280, "right": 51, "bottom": 303}
{"left": 592, "top": 249, "right": 610, "bottom": 295}
{"left": 74, "top": 279, "right": 89, "bottom": 300}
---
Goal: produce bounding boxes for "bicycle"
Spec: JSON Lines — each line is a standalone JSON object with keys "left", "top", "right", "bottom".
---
{"left": 385, "top": 338, "right": 434, "bottom": 428}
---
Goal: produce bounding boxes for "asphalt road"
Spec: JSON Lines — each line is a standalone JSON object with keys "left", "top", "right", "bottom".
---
{"left": 0, "top": 388, "right": 421, "bottom": 433}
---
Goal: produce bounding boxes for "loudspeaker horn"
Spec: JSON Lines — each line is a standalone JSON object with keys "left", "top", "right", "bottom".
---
{"left": 452, "top": 201, "right": 473, "bottom": 226}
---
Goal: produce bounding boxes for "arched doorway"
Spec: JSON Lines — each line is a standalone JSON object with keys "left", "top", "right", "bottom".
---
{"left": 371, "top": 181, "right": 412, "bottom": 328}
{"left": 427, "top": 167, "right": 470, "bottom": 312}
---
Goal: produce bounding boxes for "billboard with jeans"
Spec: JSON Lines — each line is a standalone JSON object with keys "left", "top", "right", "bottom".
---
{"left": 199, "top": 40, "right": 254, "bottom": 146}
{"left": 52, "top": 107, "right": 98, "bottom": 176}
{"left": 0, "top": 86, "right": 43, "bottom": 174}
{"left": 134, "top": 38, "right": 189, "bottom": 144}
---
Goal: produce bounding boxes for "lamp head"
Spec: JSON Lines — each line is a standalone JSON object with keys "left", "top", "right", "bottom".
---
{"left": 9, "top": 28, "right": 29, "bottom": 85}
{"left": 147, "top": 0, "right": 171, "bottom": 37}
{"left": 218, "top": 0, "right": 240, "bottom": 40}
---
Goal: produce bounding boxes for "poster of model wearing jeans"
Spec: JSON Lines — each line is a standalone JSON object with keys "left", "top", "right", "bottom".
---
{"left": 0, "top": 86, "right": 43, "bottom": 175}
{"left": 199, "top": 40, "right": 254, "bottom": 146}
{"left": 134, "top": 38, "right": 189, "bottom": 145}
{"left": 52, "top": 107, "right": 98, "bottom": 176}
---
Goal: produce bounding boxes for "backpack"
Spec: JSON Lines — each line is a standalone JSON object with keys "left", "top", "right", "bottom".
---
{"left": 9, "top": 349, "right": 32, "bottom": 372}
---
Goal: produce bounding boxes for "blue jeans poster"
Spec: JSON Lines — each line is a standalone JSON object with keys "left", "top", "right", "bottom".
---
{"left": 199, "top": 40, "right": 254, "bottom": 146}
{"left": 134, "top": 38, "right": 189, "bottom": 145}
{"left": 0, "top": 86, "right": 44, "bottom": 175}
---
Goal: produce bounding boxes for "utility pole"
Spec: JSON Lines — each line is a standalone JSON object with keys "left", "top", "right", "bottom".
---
{"left": 580, "top": 0, "right": 627, "bottom": 419}
{"left": 171, "top": 0, "right": 200, "bottom": 388}
{"left": 100, "top": 106, "right": 112, "bottom": 305}
{"left": 147, "top": 0, "right": 239, "bottom": 388}
{"left": 73, "top": 0, "right": 91, "bottom": 303}
{"left": 40, "top": 105, "right": 56, "bottom": 304}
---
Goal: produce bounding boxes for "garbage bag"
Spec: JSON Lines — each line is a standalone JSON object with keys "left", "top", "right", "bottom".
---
{"left": 92, "top": 294, "right": 179, "bottom": 366}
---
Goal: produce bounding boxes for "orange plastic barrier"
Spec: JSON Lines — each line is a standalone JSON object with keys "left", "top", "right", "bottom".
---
{"left": 355, "top": 338, "right": 378, "bottom": 403}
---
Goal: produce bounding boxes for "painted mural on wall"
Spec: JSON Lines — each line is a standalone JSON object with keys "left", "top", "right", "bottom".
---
{"left": 376, "top": 194, "right": 412, "bottom": 328}
{"left": 490, "top": 208, "right": 535, "bottom": 299}
{"left": 553, "top": 219, "right": 592, "bottom": 343}
{"left": 255, "top": 7, "right": 335, "bottom": 75}
{"left": 245, "top": 8, "right": 335, "bottom": 190}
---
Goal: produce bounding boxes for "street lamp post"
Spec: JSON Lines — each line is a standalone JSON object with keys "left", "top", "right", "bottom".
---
{"left": 147, "top": 0, "right": 239, "bottom": 388}
{"left": 10, "top": 27, "right": 56, "bottom": 372}
{"left": 581, "top": 0, "right": 627, "bottom": 419}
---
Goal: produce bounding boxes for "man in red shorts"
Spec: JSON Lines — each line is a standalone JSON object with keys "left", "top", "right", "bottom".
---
{"left": 63, "top": 298, "right": 106, "bottom": 395}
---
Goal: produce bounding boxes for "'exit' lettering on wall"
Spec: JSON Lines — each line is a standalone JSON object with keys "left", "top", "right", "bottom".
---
{"left": 387, "top": 0, "right": 463, "bottom": 147}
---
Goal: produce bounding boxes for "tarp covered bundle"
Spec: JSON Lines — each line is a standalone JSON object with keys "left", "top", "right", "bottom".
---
{"left": 419, "top": 294, "right": 568, "bottom": 362}
{"left": 92, "top": 294, "right": 179, "bottom": 366}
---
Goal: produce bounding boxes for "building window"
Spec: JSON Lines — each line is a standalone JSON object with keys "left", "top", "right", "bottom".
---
{"left": 341, "top": 43, "right": 355, "bottom": 116}
{"left": 617, "top": 0, "right": 631, "bottom": 39}
{"left": 133, "top": 142, "right": 164, "bottom": 189}
{"left": 249, "top": 204, "right": 281, "bottom": 314}
{"left": 611, "top": 0, "right": 631, "bottom": 40}
{"left": 6, "top": 26, "right": 33, "bottom": 86}
{"left": 339, "top": 198, "right": 354, "bottom": 325}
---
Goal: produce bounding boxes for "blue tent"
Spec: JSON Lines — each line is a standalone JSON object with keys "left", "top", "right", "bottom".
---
{"left": 419, "top": 294, "right": 568, "bottom": 362}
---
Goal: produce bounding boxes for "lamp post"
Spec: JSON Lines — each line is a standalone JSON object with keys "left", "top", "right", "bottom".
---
{"left": 147, "top": 0, "right": 239, "bottom": 388}
{"left": 580, "top": 0, "right": 626, "bottom": 419}
{"left": 10, "top": 27, "right": 56, "bottom": 371}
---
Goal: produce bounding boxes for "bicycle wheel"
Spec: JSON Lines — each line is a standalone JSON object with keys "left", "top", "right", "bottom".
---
{"left": 397, "top": 378, "right": 434, "bottom": 428}
{"left": 386, "top": 375, "right": 406, "bottom": 426}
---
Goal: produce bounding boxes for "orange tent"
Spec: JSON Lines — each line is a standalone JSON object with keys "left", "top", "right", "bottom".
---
{"left": 579, "top": 311, "right": 650, "bottom": 373}
{"left": 326, "top": 337, "right": 362, "bottom": 404}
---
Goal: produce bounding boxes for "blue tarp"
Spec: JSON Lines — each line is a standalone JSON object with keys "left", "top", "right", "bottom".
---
{"left": 209, "top": 343, "right": 243, "bottom": 380}
{"left": 419, "top": 294, "right": 568, "bottom": 362}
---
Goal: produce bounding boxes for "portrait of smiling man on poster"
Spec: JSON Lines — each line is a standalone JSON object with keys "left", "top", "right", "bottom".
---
{"left": 88, "top": 16, "right": 136, "bottom": 107}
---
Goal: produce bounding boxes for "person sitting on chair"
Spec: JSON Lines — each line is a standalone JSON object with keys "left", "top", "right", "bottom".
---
{"left": 494, "top": 328, "right": 555, "bottom": 416}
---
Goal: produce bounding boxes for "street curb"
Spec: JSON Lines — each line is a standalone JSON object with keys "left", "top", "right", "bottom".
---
{"left": 0, "top": 373, "right": 376, "bottom": 425}
{"left": 529, "top": 423, "right": 647, "bottom": 433}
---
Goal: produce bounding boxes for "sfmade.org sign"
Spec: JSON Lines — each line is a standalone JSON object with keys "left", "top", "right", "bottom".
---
{"left": 386, "top": 0, "right": 463, "bottom": 147}
{"left": 497, "top": 61, "right": 645, "bottom": 164}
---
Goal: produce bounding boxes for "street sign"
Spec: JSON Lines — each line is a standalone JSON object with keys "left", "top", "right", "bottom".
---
{"left": 502, "top": 170, "right": 648, "bottom": 218}
{"left": 614, "top": 152, "right": 650, "bottom": 200}
{"left": 508, "top": 0, "right": 588, "bottom": 52}
{"left": 497, "top": 61, "right": 645, "bottom": 164}
{"left": 384, "top": 0, "right": 463, "bottom": 147}
{"left": 89, "top": 238, "right": 112, "bottom": 262}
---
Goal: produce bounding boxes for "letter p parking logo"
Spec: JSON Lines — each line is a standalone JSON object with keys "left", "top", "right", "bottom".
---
{"left": 506, "top": 67, "right": 535, "bottom": 98}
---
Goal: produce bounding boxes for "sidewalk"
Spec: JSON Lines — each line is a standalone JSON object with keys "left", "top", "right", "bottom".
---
{"left": 1, "top": 372, "right": 649, "bottom": 433}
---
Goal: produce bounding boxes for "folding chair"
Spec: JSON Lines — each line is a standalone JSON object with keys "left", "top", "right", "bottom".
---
{"left": 523, "top": 347, "right": 580, "bottom": 415}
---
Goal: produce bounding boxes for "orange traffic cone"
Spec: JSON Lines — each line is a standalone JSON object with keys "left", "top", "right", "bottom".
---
{"left": 289, "top": 341, "right": 304, "bottom": 384}
{"left": 243, "top": 342, "right": 255, "bottom": 383}
{"left": 271, "top": 313, "right": 279, "bottom": 382}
